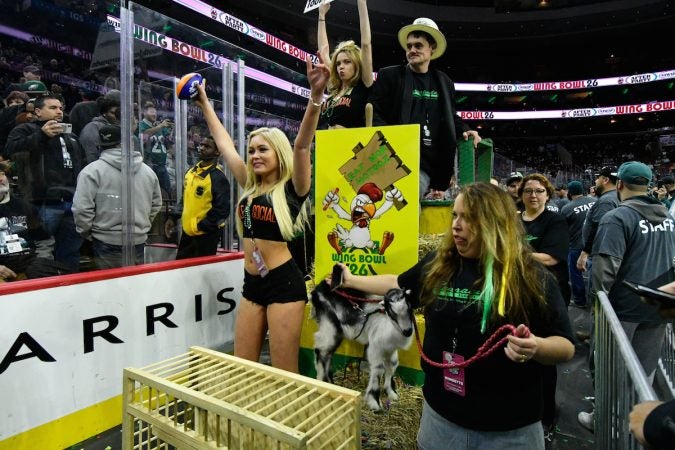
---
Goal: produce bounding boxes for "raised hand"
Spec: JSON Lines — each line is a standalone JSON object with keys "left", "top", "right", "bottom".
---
{"left": 319, "top": 0, "right": 330, "bottom": 18}
{"left": 306, "top": 52, "right": 330, "bottom": 99}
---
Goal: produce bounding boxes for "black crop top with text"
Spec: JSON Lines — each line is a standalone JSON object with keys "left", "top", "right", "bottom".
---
{"left": 320, "top": 80, "right": 370, "bottom": 128}
{"left": 238, "top": 180, "right": 308, "bottom": 242}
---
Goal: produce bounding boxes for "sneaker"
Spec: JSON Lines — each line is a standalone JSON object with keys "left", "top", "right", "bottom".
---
{"left": 543, "top": 424, "right": 554, "bottom": 443}
{"left": 575, "top": 330, "right": 591, "bottom": 342}
{"left": 578, "top": 410, "right": 594, "bottom": 432}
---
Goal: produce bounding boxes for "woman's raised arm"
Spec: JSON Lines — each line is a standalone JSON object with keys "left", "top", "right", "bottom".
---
{"left": 358, "top": 0, "right": 373, "bottom": 87}
{"left": 317, "top": 1, "right": 331, "bottom": 71}
{"left": 193, "top": 81, "right": 248, "bottom": 187}
{"left": 292, "top": 53, "right": 330, "bottom": 197}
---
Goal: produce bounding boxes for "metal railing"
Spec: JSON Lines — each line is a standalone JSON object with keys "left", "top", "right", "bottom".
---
{"left": 595, "top": 291, "right": 658, "bottom": 449}
{"left": 658, "top": 323, "right": 675, "bottom": 397}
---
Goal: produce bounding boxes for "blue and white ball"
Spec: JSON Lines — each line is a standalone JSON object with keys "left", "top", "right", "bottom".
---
{"left": 176, "top": 72, "right": 203, "bottom": 100}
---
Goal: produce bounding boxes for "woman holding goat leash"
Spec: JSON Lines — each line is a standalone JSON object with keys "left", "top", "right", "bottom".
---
{"left": 334, "top": 182, "right": 574, "bottom": 449}
{"left": 192, "top": 54, "right": 329, "bottom": 373}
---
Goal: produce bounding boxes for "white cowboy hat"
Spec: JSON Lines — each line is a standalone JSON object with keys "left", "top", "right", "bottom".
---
{"left": 398, "top": 18, "right": 447, "bottom": 60}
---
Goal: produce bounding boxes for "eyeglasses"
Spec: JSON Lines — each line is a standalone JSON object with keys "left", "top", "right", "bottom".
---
{"left": 523, "top": 188, "right": 547, "bottom": 196}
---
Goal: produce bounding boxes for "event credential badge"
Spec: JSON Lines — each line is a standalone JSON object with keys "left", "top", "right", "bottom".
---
{"left": 442, "top": 351, "right": 466, "bottom": 396}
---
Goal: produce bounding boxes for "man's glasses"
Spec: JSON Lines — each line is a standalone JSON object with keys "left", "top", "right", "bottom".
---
{"left": 523, "top": 188, "right": 547, "bottom": 195}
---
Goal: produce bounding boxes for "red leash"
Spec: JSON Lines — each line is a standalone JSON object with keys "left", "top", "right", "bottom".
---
{"left": 414, "top": 322, "right": 531, "bottom": 369}
{"left": 333, "top": 288, "right": 383, "bottom": 304}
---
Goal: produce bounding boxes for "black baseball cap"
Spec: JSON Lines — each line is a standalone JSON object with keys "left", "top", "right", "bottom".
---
{"left": 594, "top": 166, "right": 618, "bottom": 180}
{"left": 99, "top": 125, "right": 121, "bottom": 148}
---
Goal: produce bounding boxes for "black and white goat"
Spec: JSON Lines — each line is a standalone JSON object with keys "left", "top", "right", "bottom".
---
{"left": 310, "top": 281, "right": 414, "bottom": 411}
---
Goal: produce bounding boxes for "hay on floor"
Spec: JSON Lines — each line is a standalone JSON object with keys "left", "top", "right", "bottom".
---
{"left": 332, "top": 362, "right": 423, "bottom": 450}
{"left": 418, "top": 233, "right": 445, "bottom": 260}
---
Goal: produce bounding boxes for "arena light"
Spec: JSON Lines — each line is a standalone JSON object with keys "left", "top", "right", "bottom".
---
{"left": 168, "top": 1, "right": 675, "bottom": 93}
{"left": 104, "top": 15, "right": 675, "bottom": 121}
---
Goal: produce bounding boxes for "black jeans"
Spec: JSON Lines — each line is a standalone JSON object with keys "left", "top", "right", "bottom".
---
{"left": 175, "top": 231, "right": 221, "bottom": 260}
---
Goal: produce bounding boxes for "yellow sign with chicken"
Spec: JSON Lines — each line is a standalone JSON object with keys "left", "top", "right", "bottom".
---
{"left": 314, "top": 125, "right": 420, "bottom": 283}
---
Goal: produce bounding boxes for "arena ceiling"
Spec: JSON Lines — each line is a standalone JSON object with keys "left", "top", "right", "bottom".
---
{"left": 232, "top": 0, "right": 673, "bottom": 43}
{"left": 138, "top": 0, "right": 675, "bottom": 79}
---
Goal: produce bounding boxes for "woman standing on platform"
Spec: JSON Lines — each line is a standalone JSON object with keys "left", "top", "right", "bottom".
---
{"left": 334, "top": 183, "right": 574, "bottom": 449}
{"left": 317, "top": 0, "right": 373, "bottom": 128}
{"left": 192, "top": 55, "right": 329, "bottom": 373}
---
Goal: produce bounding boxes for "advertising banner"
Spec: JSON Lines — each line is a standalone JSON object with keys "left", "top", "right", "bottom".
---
{"left": 1, "top": 257, "right": 244, "bottom": 450}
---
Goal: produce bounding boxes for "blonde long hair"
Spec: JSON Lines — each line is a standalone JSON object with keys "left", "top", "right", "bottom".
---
{"left": 327, "top": 40, "right": 362, "bottom": 96}
{"left": 237, "top": 127, "right": 308, "bottom": 241}
{"left": 419, "top": 183, "right": 547, "bottom": 330}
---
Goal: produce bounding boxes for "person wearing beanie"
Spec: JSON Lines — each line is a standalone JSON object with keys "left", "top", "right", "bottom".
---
{"left": 560, "top": 180, "right": 596, "bottom": 307}
{"left": 69, "top": 89, "right": 101, "bottom": 136}
{"left": 72, "top": 125, "right": 161, "bottom": 269}
{"left": 79, "top": 97, "right": 120, "bottom": 163}
{"left": 368, "top": 17, "right": 480, "bottom": 200}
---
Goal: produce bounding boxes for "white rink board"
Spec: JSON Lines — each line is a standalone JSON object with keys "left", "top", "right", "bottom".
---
{"left": 0, "top": 256, "right": 244, "bottom": 439}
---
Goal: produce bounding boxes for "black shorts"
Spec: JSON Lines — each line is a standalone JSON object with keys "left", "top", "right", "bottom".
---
{"left": 242, "top": 258, "right": 307, "bottom": 306}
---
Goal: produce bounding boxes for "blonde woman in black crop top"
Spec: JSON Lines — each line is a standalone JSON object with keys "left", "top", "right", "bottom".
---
{"left": 193, "top": 55, "right": 329, "bottom": 373}
{"left": 317, "top": 0, "right": 373, "bottom": 129}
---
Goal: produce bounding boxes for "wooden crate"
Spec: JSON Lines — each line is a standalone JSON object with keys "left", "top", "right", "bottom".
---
{"left": 122, "top": 346, "right": 361, "bottom": 450}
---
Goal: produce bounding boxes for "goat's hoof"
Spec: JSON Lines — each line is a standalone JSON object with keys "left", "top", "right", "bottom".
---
{"left": 365, "top": 399, "right": 383, "bottom": 412}
{"left": 387, "top": 391, "right": 399, "bottom": 402}
{"left": 368, "top": 403, "right": 383, "bottom": 412}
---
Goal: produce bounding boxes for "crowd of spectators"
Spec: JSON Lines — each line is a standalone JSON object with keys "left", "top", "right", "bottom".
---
{"left": 1, "top": 0, "right": 673, "bottom": 283}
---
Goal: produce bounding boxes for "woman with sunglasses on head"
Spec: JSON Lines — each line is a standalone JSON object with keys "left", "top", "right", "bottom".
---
{"left": 334, "top": 183, "right": 574, "bottom": 449}
{"left": 192, "top": 55, "right": 330, "bottom": 373}
{"left": 519, "top": 173, "right": 570, "bottom": 443}
{"left": 317, "top": 0, "right": 373, "bottom": 129}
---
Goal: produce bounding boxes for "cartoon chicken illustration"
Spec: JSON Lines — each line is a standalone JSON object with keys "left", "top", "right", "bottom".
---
{"left": 323, "top": 182, "right": 403, "bottom": 254}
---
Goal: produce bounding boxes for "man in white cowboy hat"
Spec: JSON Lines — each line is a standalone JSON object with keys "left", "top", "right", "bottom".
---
{"left": 369, "top": 17, "right": 480, "bottom": 200}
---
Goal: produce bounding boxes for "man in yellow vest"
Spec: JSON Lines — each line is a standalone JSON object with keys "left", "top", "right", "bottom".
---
{"left": 173, "top": 136, "right": 230, "bottom": 259}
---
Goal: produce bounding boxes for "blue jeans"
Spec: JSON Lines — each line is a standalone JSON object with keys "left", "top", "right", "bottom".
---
{"left": 92, "top": 239, "right": 145, "bottom": 269}
{"left": 152, "top": 163, "right": 171, "bottom": 199}
{"left": 568, "top": 249, "right": 586, "bottom": 305}
{"left": 417, "top": 400, "right": 545, "bottom": 450}
{"left": 40, "top": 202, "right": 82, "bottom": 271}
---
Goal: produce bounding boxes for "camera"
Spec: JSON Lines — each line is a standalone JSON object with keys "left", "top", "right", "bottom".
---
{"left": 60, "top": 123, "right": 72, "bottom": 134}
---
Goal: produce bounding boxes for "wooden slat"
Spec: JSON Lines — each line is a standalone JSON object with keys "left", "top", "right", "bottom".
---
{"left": 125, "top": 348, "right": 362, "bottom": 450}
{"left": 304, "top": 402, "right": 354, "bottom": 443}
{"left": 125, "top": 368, "right": 307, "bottom": 447}
{"left": 273, "top": 391, "right": 330, "bottom": 425}
{"left": 245, "top": 382, "right": 297, "bottom": 412}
